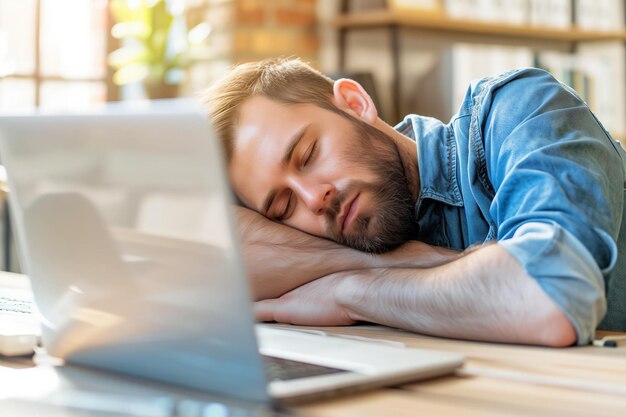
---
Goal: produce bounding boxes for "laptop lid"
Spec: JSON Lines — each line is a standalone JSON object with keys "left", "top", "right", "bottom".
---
{"left": 0, "top": 103, "right": 269, "bottom": 402}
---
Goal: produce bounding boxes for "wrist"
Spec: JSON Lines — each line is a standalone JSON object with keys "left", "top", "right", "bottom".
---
{"left": 332, "top": 269, "right": 380, "bottom": 322}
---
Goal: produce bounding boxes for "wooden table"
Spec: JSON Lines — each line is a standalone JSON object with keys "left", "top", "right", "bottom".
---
{"left": 2, "top": 325, "right": 625, "bottom": 416}
{"left": 2, "top": 269, "right": 625, "bottom": 416}
{"left": 288, "top": 325, "right": 626, "bottom": 417}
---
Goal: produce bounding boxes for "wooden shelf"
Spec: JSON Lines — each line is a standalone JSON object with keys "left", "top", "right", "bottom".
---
{"left": 334, "top": 10, "right": 626, "bottom": 43}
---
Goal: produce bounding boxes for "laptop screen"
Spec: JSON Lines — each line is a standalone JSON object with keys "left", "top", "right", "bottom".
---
{"left": 0, "top": 102, "right": 270, "bottom": 402}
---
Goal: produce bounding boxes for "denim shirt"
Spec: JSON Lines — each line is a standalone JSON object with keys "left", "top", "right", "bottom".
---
{"left": 395, "top": 68, "right": 626, "bottom": 345}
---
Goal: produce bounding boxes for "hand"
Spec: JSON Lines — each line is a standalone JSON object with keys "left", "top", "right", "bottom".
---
{"left": 254, "top": 273, "right": 356, "bottom": 326}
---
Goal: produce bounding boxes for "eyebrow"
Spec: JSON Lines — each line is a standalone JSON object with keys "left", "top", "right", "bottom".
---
{"left": 261, "top": 124, "right": 311, "bottom": 215}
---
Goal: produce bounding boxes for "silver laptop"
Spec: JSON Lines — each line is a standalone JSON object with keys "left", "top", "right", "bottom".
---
{"left": 0, "top": 271, "right": 40, "bottom": 356}
{"left": 0, "top": 102, "right": 463, "bottom": 404}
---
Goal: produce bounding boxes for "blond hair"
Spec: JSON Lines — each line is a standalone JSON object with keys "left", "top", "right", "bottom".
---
{"left": 202, "top": 57, "right": 336, "bottom": 161}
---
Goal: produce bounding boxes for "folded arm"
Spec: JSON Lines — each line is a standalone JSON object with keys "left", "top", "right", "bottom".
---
{"left": 255, "top": 242, "right": 577, "bottom": 347}
{"left": 235, "top": 206, "right": 459, "bottom": 300}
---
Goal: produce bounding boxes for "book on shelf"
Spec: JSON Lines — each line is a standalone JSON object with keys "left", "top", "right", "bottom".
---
{"left": 535, "top": 50, "right": 596, "bottom": 107}
{"left": 445, "top": 0, "right": 528, "bottom": 25}
{"left": 536, "top": 41, "right": 626, "bottom": 137}
{"left": 412, "top": 42, "right": 625, "bottom": 139}
{"left": 529, "top": 0, "right": 571, "bottom": 29}
{"left": 574, "top": 0, "right": 625, "bottom": 31}
{"left": 412, "top": 43, "right": 534, "bottom": 121}
{"left": 350, "top": 0, "right": 626, "bottom": 33}
{"left": 579, "top": 41, "right": 626, "bottom": 138}
{"left": 449, "top": 44, "right": 534, "bottom": 113}
{"left": 443, "top": 0, "right": 472, "bottom": 20}
{"left": 444, "top": 0, "right": 572, "bottom": 27}
{"left": 500, "top": 0, "right": 530, "bottom": 26}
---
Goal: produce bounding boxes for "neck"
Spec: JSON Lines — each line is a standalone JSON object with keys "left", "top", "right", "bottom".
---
{"left": 374, "top": 119, "right": 420, "bottom": 202}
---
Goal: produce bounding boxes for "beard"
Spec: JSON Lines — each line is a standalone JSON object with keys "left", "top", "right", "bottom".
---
{"left": 323, "top": 117, "right": 418, "bottom": 253}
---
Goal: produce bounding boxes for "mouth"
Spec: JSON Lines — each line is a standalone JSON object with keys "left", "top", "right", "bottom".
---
{"left": 340, "top": 193, "right": 360, "bottom": 234}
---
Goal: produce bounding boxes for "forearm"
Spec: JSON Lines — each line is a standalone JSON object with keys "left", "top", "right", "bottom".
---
{"left": 236, "top": 207, "right": 376, "bottom": 300}
{"left": 236, "top": 207, "right": 460, "bottom": 300}
{"left": 334, "top": 243, "right": 576, "bottom": 346}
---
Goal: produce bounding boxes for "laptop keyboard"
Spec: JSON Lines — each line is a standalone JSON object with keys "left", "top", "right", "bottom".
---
{"left": 0, "top": 295, "right": 34, "bottom": 315}
{"left": 262, "top": 355, "right": 347, "bottom": 381}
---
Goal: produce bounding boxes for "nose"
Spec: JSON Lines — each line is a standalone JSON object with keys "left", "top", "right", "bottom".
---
{"left": 289, "top": 178, "right": 335, "bottom": 215}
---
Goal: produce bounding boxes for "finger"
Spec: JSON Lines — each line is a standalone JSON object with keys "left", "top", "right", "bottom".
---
{"left": 253, "top": 299, "right": 280, "bottom": 322}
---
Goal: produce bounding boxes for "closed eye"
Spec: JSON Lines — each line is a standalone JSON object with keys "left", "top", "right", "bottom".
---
{"left": 274, "top": 191, "right": 295, "bottom": 221}
{"left": 303, "top": 141, "right": 318, "bottom": 167}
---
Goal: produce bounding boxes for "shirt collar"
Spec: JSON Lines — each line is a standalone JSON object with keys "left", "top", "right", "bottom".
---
{"left": 395, "top": 114, "right": 463, "bottom": 209}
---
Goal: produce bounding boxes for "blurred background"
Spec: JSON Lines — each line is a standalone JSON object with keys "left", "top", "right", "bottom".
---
{"left": 0, "top": 0, "right": 625, "bottom": 270}
{"left": 1, "top": 0, "right": 625, "bottom": 129}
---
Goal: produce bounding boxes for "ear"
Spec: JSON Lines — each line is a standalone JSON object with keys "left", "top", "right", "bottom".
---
{"left": 333, "top": 78, "right": 378, "bottom": 125}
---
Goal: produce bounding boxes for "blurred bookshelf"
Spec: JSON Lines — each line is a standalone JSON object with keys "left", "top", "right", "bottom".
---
{"left": 334, "top": 0, "right": 626, "bottom": 141}
{"left": 334, "top": 10, "right": 626, "bottom": 42}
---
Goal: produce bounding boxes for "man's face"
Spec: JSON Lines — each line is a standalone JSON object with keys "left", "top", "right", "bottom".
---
{"left": 230, "top": 96, "right": 416, "bottom": 253}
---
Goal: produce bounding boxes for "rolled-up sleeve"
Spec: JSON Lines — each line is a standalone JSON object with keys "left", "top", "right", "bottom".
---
{"left": 499, "top": 221, "right": 615, "bottom": 344}
{"left": 477, "top": 69, "right": 624, "bottom": 344}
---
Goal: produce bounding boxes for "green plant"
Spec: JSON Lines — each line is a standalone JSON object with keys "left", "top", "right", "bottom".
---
{"left": 108, "top": 0, "right": 210, "bottom": 96}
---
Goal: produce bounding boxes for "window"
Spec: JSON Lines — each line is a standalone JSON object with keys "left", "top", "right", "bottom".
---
{"left": 0, "top": 0, "right": 112, "bottom": 112}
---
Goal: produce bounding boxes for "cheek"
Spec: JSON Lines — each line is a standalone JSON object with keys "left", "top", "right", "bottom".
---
{"left": 324, "top": 151, "right": 379, "bottom": 187}
{"left": 285, "top": 208, "right": 328, "bottom": 238}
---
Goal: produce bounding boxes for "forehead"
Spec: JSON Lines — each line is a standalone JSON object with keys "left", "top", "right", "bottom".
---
{"left": 229, "top": 96, "right": 321, "bottom": 208}
{"left": 234, "top": 95, "right": 311, "bottom": 155}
